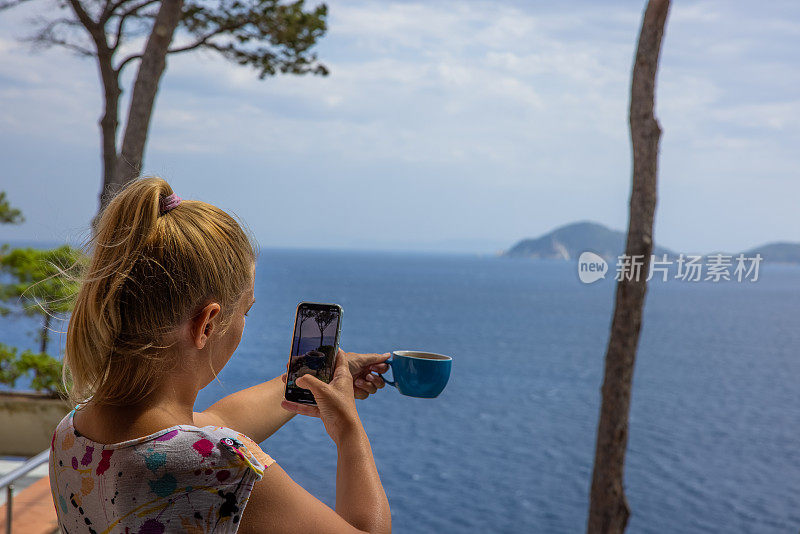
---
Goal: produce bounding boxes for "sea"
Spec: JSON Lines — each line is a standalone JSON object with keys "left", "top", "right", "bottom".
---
{"left": 2, "top": 248, "right": 799, "bottom": 533}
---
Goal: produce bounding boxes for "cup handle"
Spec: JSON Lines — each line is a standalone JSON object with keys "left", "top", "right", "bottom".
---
{"left": 379, "top": 358, "right": 396, "bottom": 387}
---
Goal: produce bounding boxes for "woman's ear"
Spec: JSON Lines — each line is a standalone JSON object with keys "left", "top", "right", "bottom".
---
{"left": 191, "top": 302, "right": 221, "bottom": 349}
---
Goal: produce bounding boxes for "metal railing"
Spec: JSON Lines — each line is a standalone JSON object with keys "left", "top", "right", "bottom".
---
{"left": 0, "top": 449, "right": 50, "bottom": 534}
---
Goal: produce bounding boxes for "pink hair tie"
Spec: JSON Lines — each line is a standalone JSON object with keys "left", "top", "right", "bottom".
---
{"left": 160, "top": 192, "right": 182, "bottom": 214}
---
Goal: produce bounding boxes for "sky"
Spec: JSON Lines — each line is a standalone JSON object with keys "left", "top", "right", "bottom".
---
{"left": 0, "top": 0, "right": 798, "bottom": 254}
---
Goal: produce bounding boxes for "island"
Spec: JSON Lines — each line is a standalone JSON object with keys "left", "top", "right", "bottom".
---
{"left": 503, "top": 221, "right": 800, "bottom": 264}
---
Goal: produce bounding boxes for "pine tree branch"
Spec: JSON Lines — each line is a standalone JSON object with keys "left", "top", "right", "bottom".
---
{"left": 110, "top": 0, "right": 160, "bottom": 50}
{"left": 66, "top": 0, "right": 111, "bottom": 53}
{"left": 25, "top": 16, "right": 94, "bottom": 56}
{"left": 0, "top": 0, "right": 34, "bottom": 11}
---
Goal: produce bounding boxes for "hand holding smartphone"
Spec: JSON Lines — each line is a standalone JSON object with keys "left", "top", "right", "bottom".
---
{"left": 284, "top": 301, "right": 343, "bottom": 405}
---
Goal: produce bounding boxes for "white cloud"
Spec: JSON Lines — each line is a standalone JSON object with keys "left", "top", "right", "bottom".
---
{"left": 670, "top": 2, "right": 721, "bottom": 23}
{"left": 711, "top": 101, "right": 800, "bottom": 131}
{"left": 0, "top": 38, "right": 97, "bottom": 144}
{"left": 148, "top": 1, "right": 637, "bottom": 169}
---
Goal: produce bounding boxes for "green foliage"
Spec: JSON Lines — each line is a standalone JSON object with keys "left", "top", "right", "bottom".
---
{"left": 0, "top": 245, "right": 85, "bottom": 354}
{"left": 0, "top": 193, "right": 70, "bottom": 396}
{"left": 0, "top": 343, "right": 64, "bottom": 396}
{"left": 0, "top": 191, "right": 24, "bottom": 225}
{"left": 0, "top": 343, "right": 22, "bottom": 385}
{"left": 0, "top": 0, "right": 328, "bottom": 82}
{"left": 16, "top": 350, "right": 64, "bottom": 394}
{"left": 0, "top": 245, "right": 84, "bottom": 316}
{"left": 180, "top": 0, "right": 329, "bottom": 79}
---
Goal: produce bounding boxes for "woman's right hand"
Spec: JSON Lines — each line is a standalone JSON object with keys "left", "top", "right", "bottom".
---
{"left": 248, "top": 348, "right": 390, "bottom": 533}
{"left": 281, "top": 348, "right": 363, "bottom": 445}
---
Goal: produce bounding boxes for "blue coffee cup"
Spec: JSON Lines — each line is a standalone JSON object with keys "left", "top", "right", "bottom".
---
{"left": 380, "top": 350, "right": 452, "bottom": 398}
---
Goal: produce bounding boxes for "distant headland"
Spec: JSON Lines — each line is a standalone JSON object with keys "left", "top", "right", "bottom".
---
{"left": 502, "top": 221, "right": 800, "bottom": 264}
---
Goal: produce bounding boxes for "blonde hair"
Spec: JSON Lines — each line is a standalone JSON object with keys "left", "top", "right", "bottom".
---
{"left": 64, "top": 177, "right": 257, "bottom": 407}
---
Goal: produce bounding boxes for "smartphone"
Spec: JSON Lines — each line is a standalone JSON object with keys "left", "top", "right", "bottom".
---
{"left": 284, "top": 301, "right": 343, "bottom": 405}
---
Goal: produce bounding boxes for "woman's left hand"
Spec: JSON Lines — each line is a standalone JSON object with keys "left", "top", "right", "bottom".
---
{"left": 344, "top": 351, "right": 391, "bottom": 399}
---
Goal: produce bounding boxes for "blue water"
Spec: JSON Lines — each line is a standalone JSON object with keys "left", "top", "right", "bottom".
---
{"left": 3, "top": 249, "right": 799, "bottom": 532}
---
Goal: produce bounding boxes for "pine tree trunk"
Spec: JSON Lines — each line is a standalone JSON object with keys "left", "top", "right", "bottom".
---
{"left": 96, "top": 48, "right": 121, "bottom": 221}
{"left": 40, "top": 313, "right": 51, "bottom": 354}
{"left": 587, "top": 1, "right": 670, "bottom": 532}
{"left": 110, "top": 0, "right": 184, "bottom": 202}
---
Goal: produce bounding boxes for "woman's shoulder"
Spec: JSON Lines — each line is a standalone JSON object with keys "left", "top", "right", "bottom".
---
{"left": 51, "top": 408, "right": 274, "bottom": 480}
{"left": 184, "top": 425, "right": 276, "bottom": 479}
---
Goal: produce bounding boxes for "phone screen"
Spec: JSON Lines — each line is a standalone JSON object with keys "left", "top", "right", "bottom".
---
{"left": 285, "top": 302, "right": 342, "bottom": 405}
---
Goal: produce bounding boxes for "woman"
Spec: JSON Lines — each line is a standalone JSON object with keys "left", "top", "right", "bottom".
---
{"left": 49, "top": 177, "right": 392, "bottom": 533}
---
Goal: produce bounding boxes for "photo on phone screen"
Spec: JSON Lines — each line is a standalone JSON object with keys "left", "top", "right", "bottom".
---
{"left": 285, "top": 302, "right": 342, "bottom": 405}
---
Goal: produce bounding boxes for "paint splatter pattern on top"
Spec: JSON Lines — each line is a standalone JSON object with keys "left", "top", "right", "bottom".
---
{"left": 48, "top": 409, "right": 275, "bottom": 533}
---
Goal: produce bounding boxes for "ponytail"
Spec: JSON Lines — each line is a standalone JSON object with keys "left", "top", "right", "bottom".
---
{"left": 64, "top": 177, "right": 256, "bottom": 407}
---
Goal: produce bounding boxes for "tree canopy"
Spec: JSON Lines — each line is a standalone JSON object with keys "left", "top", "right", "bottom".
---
{"left": 0, "top": 196, "right": 79, "bottom": 395}
{"left": 0, "top": 245, "right": 85, "bottom": 353}
{"left": 0, "top": 192, "right": 24, "bottom": 225}
{"left": 0, "top": 0, "right": 329, "bottom": 218}
{"left": 14, "top": 0, "right": 329, "bottom": 79}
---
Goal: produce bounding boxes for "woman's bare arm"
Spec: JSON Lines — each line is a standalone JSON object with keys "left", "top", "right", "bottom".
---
{"left": 194, "top": 351, "right": 389, "bottom": 442}
{"left": 195, "top": 375, "right": 293, "bottom": 443}
{"left": 238, "top": 349, "right": 391, "bottom": 534}
{"left": 237, "top": 430, "right": 390, "bottom": 534}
